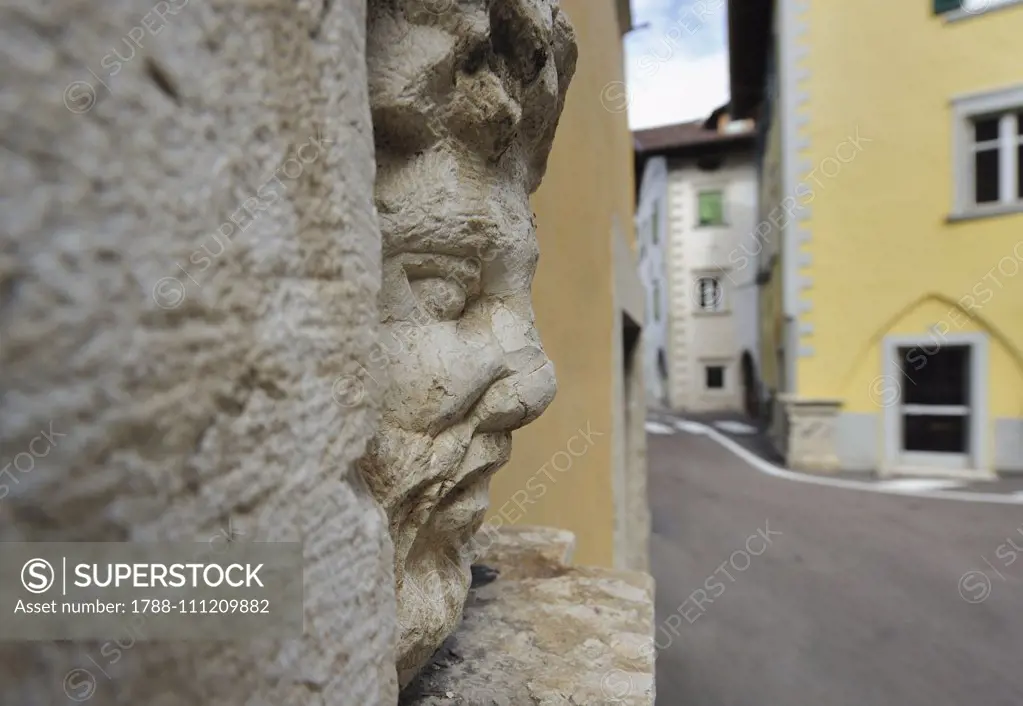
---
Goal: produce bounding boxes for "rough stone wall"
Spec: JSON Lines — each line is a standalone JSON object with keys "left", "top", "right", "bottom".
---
{"left": 0, "top": 0, "right": 398, "bottom": 703}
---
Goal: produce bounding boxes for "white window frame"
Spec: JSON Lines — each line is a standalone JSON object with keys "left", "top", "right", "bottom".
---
{"left": 951, "top": 83, "right": 1023, "bottom": 220}
{"left": 693, "top": 274, "right": 726, "bottom": 313}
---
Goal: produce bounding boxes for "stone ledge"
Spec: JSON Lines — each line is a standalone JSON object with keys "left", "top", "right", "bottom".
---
{"left": 478, "top": 525, "right": 578, "bottom": 579}
{"left": 400, "top": 525, "right": 656, "bottom": 705}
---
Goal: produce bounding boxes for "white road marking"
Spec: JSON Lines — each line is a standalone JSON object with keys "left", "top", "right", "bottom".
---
{"left": 672, "top": 420, "right": 707, "bottom": 435}
{"left": 672, "top": 419, "right": 1023, "bottom": 505}
{"left": 873, "top": 479, "right": 965, "bottom": 493}
{"left": 713, "top": 420, "right": 758, "bottom": 435}
{"left": 645, "top": 421, "right": 675, "bottom": 435}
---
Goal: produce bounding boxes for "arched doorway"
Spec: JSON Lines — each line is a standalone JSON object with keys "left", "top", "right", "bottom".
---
{"left": 741, "top": 351, "right": 758, "bottom": 420}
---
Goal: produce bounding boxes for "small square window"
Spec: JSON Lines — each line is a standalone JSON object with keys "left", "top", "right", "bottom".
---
{"left": 705, "top": 366, "right": 725, "bottom": 390}
{"left": 695, "top": 276, "right": 723, "bottom": 312}
{"left": 697, "top": 190, "right": 725, "bottom": 226}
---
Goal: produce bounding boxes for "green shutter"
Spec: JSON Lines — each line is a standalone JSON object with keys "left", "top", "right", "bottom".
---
{"left": 933, "top": 0, "right": 961, "bottom": 14}
{"left": 697, "top": 191, "right": 725, "bottom": 226}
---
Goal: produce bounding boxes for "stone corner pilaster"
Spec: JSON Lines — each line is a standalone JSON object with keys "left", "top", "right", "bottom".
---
{"left": 779, "top": 396, "right": 843, "bottom": 474}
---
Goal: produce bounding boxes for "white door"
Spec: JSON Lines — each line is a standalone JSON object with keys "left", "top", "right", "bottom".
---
{"left": 895, "top": 344, "right": 971, "bottom": 470}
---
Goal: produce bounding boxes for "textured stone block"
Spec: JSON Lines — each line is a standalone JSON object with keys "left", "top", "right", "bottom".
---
{"left": 0, "top": 0, "right": 397, "bottom": 703}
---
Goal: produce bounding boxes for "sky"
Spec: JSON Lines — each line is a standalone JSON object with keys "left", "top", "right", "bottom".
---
{"left": 624, "top": 0, "right": 731, "bottom": 130}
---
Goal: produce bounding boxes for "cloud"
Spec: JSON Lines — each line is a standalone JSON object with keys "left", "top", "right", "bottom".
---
{"left": 630, "top": 0, "right": 726, "bottom": 59}
{"left": 630, "top": 0, "right": 677, "bottom": 19}
{"left": 624, "top": 0, "right": 730, "bottom": 130}
{"left": 626, "top": 52, "right": 730, "bottom": 130}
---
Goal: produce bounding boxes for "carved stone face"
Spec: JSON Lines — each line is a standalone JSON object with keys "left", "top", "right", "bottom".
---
{"left": 362, "top": 0, "right": 577, "bottom": 685}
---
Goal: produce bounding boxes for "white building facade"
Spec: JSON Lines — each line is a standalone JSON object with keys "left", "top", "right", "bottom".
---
{"left": 635, "top": 156, "right": 670, "bottom": 408}
{"left": 635, "top": 116, "right": 759, "bottom": 415}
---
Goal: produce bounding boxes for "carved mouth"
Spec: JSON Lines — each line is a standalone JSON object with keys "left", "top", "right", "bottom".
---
{"left": 433, "top": 433, "right": 511, "bottom": 529}
{"left": 462, "top": 438, "right": 510, "bottom": 484}
{"left": 454, "top": 432, "right": 512, "bottom": 486}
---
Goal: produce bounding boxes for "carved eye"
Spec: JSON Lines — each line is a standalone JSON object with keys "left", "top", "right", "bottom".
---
{"left": 409, "top": 277, "right": 467, "bottom": 321}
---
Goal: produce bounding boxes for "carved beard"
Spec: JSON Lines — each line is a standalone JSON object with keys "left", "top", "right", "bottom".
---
{"left": 359, "top": 420, "right": 510, "bottom": 684}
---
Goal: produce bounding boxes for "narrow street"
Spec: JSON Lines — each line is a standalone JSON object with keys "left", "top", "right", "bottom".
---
{"left": 649, "top": 421, "right": 1023, "bottom": 706}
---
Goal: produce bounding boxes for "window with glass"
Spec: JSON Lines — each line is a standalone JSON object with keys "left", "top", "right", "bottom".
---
{"left": 695, "top": 276, "right": 723, "bottom": 312}
{"left": 697, "top": 190, "right": 725, "bottom": 226}
{"left": 705, "top": 365, "right": 725, "bottom": 390}
{"left": 953, "top": 87, "right": 1023, "bottom": 216}
{"left": 970, "top": 112, "right": 1023, "bottom": 205}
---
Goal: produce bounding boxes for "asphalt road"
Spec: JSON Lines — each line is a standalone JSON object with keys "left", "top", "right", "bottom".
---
{"left": 649, "top": 428, "right": 1023, "bottom": 706}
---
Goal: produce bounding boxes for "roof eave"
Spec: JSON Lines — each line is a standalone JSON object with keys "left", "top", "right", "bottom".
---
{"left": 634, "top": 133, "right": 755, "bottom": 199}
{"left": 634, "top": 132, "right": 757, "bottom": 156}
{"left": 653, "top": 134, "right": 756, "bottom": 159}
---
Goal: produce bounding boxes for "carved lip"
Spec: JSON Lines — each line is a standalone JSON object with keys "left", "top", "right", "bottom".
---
{"left": 438, "top": 432, "right": 512, "bottom": 512}
{"left": 459, "top": 433, "right": 512, "bottom": 487}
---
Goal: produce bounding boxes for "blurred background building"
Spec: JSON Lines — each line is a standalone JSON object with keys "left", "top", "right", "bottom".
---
{"left": 728, "top": 0, "right": 1023, "bottom": 477}
{"left": 634, "top": 108, "right": 758, "bottom": 416}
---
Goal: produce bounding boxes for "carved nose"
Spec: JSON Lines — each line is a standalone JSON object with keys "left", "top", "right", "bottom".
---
{"left": 471, "top": 346, "right": 556, "bottom": 433}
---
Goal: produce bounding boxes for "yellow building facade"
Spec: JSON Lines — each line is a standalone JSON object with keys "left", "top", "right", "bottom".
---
{"left": 486, "top": 0, "right": 650, "bottom": 569}
{"left": 731, "top": 0, "right": 1023, "bottom": 477}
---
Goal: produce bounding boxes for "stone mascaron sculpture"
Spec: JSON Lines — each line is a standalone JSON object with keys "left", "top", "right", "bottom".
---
{"left": 362, "top": 0, "right": 578, "bottom": 685}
